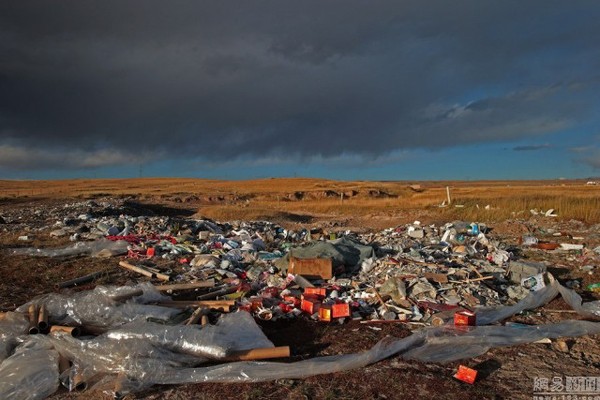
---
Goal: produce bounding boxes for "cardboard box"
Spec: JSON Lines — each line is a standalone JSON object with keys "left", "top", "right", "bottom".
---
{"left": 454, "top": 365, "right": 477, "bottom": 384}
{"left": 318, "top": 305, "right": 332, "bottom": 322}
{"left": 289, "top": 257, "right": 333, "bottom": 279}
{"left": 301, "top": 296, "right": 321, "bottom": 314}
{"left": 283, "top": 295, "right": 301, "bottom": 307}
{"left": 304, "top": 287, "right": 327, "bottom": 298}
{"left": 331, "top": 303, "right": 350, "bottom": 318}
{"left": 454, "top": 311, "right": 476, "bottom": 326}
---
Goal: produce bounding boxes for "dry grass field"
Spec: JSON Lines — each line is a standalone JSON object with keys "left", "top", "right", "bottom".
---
{"left": 1, "top": 177, "right": 598, "bottom": 229}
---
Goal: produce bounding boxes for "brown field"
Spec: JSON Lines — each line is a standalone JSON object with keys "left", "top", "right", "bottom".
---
{"left": 1, "top": 177, "right": 599, "bottom": 230}
{"left": 2, "top": 177, "right": 600, "bottom": 400}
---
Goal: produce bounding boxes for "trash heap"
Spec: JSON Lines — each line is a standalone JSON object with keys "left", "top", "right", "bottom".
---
{"left": 7, "top": 205, "right": 595, "bottom": 325}
{"left": 2, "top": 200, "right": 600, "bottom": 398}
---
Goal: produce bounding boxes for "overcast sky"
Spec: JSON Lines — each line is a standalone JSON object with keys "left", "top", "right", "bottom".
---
{"left": 1, "top": 1, "right": 599, "bottom": 180}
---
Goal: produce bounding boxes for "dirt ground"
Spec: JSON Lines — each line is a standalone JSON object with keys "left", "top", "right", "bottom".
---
{"left": 1, "top": 192, "right": 600, "bottom": 400}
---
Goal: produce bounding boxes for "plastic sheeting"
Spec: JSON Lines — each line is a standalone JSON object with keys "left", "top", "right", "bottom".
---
{"left": 476, "top": 274, "right": 600, "bottom": 325}
{"left": 402, "top": 320, "right": 600, "bottom": 363}
{"left": 67, "top": 275, "right": 600, "bottom": 390}
{"left": 3, "top": 273, "right": 600, "bottom": 398}
{"left": 0, "top": 312, "right": 29, "bottom": 362}
{"left": 135, "top": 320, "right": 600, "bottom": 384}
{"left": 16, "top": 283, "right": 179, "bottom": 330}
{"left": 11, "top": 239, "right": 129, "bottom": 258}
{"left": 49, "top": 332, "right": 202, "bottom": 392}
{"left": 105, "top": 311, "right": 273, "bottom": 359}
{"left": 46, "top": 319, "right": 600, "bottom": 387}
{"left": 275, "top": 237, "right": 375, "bottom": 273}
{"left": 46, "top": 312, "right": 276, "bottom": 396}
{"left": 0, "top": 336, "right": 59, "bottom": 400}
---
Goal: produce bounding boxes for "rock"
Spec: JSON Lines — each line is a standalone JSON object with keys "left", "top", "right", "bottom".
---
{"left": 553, "top": 339, "right": 569, "bottom": 353}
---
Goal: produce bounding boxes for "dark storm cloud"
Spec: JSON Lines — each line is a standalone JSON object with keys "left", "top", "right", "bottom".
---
{"left": 1, "top": 1, "right": 600, "bottom": 169}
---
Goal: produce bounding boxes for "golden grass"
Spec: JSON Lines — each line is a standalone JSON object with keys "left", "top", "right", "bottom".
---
{"left": 1, "top": 178, "right": 599, "bottom": 225}
{"left": 445, "top": 190, "right": 600, "bottom": 223}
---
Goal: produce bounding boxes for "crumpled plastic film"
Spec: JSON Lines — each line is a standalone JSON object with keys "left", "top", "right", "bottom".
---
{"left": 106, "top": 322, "right": 233, "bottom": 359}
{"left": 556, "top": 284, "right": 600, "bottom": 318}
{"left": 78, "top": 281, "right": 600, "bottom": 388}
{"left": 7, "top": 273, "right": 600, "bottom": 397}
{"left": 12, "top": 239, "right": 128, "bottom": 258}
{"left": 49, "top": 332, "right": 202, "bottom": 385}
{"left": 0, "top": 336, "right": 59, "bottom": 400}
{"left": 95, "top": 282, "right": 169, "bottom": 304}
{"left": 137, "top": 320, "right": 600, "bottom": 385}
{"left": 16, "top": 284, "right": 179, "bottom": 329}
{"left": 147, "top": 334, "right": 426, "bottom": 384}
{"left": 106, "top": 312, "right": 274, "bottom": 359}
{"left": 0, "top": 312, "right": 29, "bottom": 361}
{"left": 46, "top": 312, "right": 275, "bottom": 392}
{"left": 475, "top": 277, "right": 560, "bottom": 325}
{"left": 476, "top": 274, "right": 600, "bottom": 325}
{"left": 401, "top": 320, "right": 600, "bottom": 363}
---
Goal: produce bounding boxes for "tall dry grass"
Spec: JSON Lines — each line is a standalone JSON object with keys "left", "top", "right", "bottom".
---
{"left": 1, "top": 178, "right": 599, "bottom": 224}
{"left": 444, "top": 192, "right": 600, "bottom": 223}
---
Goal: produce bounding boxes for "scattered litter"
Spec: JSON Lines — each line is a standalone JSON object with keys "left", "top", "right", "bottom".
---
{"left": 560, "top": 243, "right": 584, "bottom": 251}
{"left": 454, "top": 365, "right": 477, "bottom": 384}
{"left": 2, "top": 198, "right": 600, "bottom": 397}
{"left": 521, "top": 274, "right": 546, "bottom": 291}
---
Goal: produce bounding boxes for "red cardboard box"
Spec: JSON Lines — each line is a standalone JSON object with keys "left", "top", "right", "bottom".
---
{"left": 283, "top": 296, "right": 301, "bottom": 307}
{"left": 319, "top": 305, "right": 332, "bottom": 322}
{"left": 331, "top": 303, "right": 350, "bottom": 318}
{"left": 304, "top": 287, "right": 327, "bottom": 298}
{"left": 301, "top": 296, "right": 321, "bottom": 314}
{"left": 454, "top": 311, "right": 476, "bottom": 326}
{"left": 454, "top": 365, "right": 477, "bottom": 384}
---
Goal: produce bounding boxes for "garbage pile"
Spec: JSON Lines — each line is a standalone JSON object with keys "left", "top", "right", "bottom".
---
{"left": 2, "top": 270, "right": 600, "bottom": 399}
{"left": 2, "top": 200, "right": 600, "bottom": 398}
{"left": 7, "top": 205, "right": 598, "bottom": 325}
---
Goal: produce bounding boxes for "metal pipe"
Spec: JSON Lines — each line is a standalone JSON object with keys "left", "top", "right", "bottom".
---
{"left": 55, "top": 270, "right": 107, "bottom": 289}
{"left": 195, "top": 286, "right": 238, "bottom": 300}
{"left": 50, "top": 325, "right": 81, "bottom": 337}
{"left": 28, "top": 304, "right": 39, "bottom": 334}
{"left": 37, "top": 304, "right": 48, "bottom": 332}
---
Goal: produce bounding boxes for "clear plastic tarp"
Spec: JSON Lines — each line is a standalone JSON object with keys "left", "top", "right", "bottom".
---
{"left": 16, "top": 283, "right": 178, "bottom": 330}
{"left": 0, "top": 336, "right": 59, "bottom": 400}
{"left": 12, "top": 239, "right": 128, "bottom": 258}
{"left": 2, "top": 274, "right": 600, "bottom": 398}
